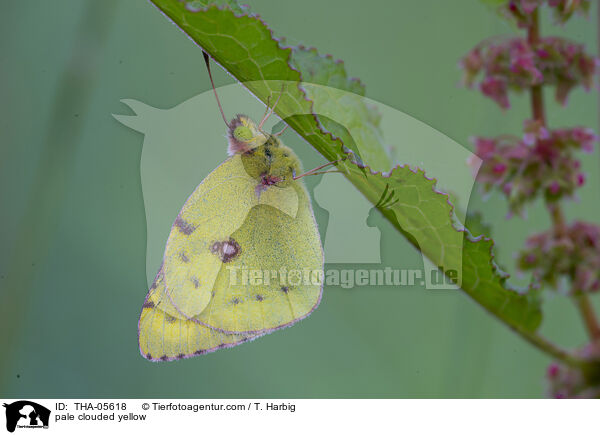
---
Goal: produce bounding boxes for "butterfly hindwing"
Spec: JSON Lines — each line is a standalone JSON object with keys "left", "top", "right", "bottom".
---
{"left": 138, "top": 266, "right": 262, "bottom": 361}
{"left": 195, "top": 178, "right": 323, "bottom": 334}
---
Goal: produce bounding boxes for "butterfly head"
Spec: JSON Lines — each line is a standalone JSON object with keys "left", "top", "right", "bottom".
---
{"left": 227, "top": 115, "right": 268, "bottom": 155}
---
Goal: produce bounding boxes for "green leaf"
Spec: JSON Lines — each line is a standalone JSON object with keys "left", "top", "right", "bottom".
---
{"left": 148, "top": 0, "right": 542, "bottom": 333}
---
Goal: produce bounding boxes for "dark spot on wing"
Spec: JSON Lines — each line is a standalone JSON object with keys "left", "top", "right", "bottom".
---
{"left": 191, "top": 277, "right": 200, "bottom": 288}
{"left": 210, "top": 237, "right": 241, "bottom": 263}
{"left": 218, "top": 343, "right": 227, "bottom": 349}
{"left": 142, "top": 300, "right": 155, "bottom": 309}
{"left": 176, "top": 353, "right": 185, "bottom": 360}
{"left": 194, "top": 349, "right": 206, "bottom": 355}
{"left": 180, "top": 252, "right": 190, "bottom": 263}
{"left": 165, "top": 314, "right": 177, "bottom": 323}
{"left": 160, "top": 355, "right": 169, "bottom": 361}
{"left": 255, "top": 294, "right": 264, "bottom": 302}
{"left": 146, "top": 352, "right": 152, "bottom": 360}
{"left": 231, "top": 297, "right": 240, "bottom": 305}
{"left": 280, "top": 286, "right": 289, "bottom": 294}
{"left": 175, "top": 216, "right": 195, "bottom": 235}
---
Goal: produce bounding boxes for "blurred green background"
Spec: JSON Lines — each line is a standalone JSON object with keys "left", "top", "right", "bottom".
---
{"left": 1, "top": 0, "right": 599, "bottom": 398}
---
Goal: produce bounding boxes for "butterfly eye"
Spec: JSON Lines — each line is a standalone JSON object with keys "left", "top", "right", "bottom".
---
{"left": 233, "top": 125, "right": 253, "bottom": 142}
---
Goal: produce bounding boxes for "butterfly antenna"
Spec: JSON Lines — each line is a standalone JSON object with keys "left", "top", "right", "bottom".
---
{"left": 258, "top": 96, "right": 272, "bottom": 127}
{"left": 273, "top": 124, "right": 289, "bottom": 137}
{"left": 203, "top": 51, "right": 230, "bottom": 128}
{"left": 258, "top": 82, "right": 286, "bottom": 130}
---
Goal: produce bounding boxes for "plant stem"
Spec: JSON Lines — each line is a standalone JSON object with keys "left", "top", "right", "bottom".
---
{"left": 528, "top": 10, "right": 547, "bottom": 126}
{"left": 516, "top": 327, "right": 595, "bottom": 369}
{"left": 576, "top": 295, "right": 600, "bottom": 341}
{"left": 530, "top": 86, "right": 546, "bottom": 124}
{"left": 527, "top": 9, "right": 600, "bottom": 356}
{"left": 528, "top": 9, "right": 540, "bottom": 44}
{"left": 528, "top": 12, "right": 546, "bottom": 126}
{"left": 547, "top": 202, "right": 567, "bottom": 236}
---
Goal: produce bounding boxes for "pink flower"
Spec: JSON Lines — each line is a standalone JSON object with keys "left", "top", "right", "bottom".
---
{"left": 536, "top": 48, "right": 550, "bottom": 58}
{"left": 493, "top": 163, "right": 508, "bottom": 174}
{"left": 547, "top": 363, "right": 560, "bottom": 379}
{"left": 525, "top": 253, "right": 537, "bottom": 264}
{"left": 571, "top": 127, "right": 596, "bottom": 152}
{"left": 473, "top": 124, "right": 595, "bottom": 215}
{"left": 548, "top": 181, "right": 561, "bottom": 194}
{"left": 472, "top": 137, "right": 497, "bottom": 159}
{"left": 520, "top": 0, "right": 539, "bottom": 14}
{"left": 480, "top": 76, "right": 510, "bottom": 109}
{"left": 523, "top": 119, "right": 550, "bottom": 144}
{"left": 502, "top": 0, "right": 591, "bottom": 27}
{"left": 519, "top": 221, "right": 600, "bottom": 294}
{"left": 523, "top": 133, "right": 536, "bottom": 146}
{"left": 460, "top": 36, "right": 597, "bottom": 107}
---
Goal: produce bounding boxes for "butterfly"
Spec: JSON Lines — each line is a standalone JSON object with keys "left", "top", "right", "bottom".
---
{"left": 137, "top": 82, "right": 344, "bottom": 360}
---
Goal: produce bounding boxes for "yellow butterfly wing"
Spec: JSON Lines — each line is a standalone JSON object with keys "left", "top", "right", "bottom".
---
{"left": 139, "top": 131, "right": 323, "bottom": 358}
{"left": 138, "top": 265, "right": 262, "bottom": 361}
{"left": 195, "top": 179, "right": 323, "bottom": 334}
{"left": 160, "top": 154, "right": 298, "bottom": 321}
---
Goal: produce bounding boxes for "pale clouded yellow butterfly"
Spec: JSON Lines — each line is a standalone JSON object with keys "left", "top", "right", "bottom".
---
{"left": 138, "top": 55, "right": 337, "bottom": 361}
